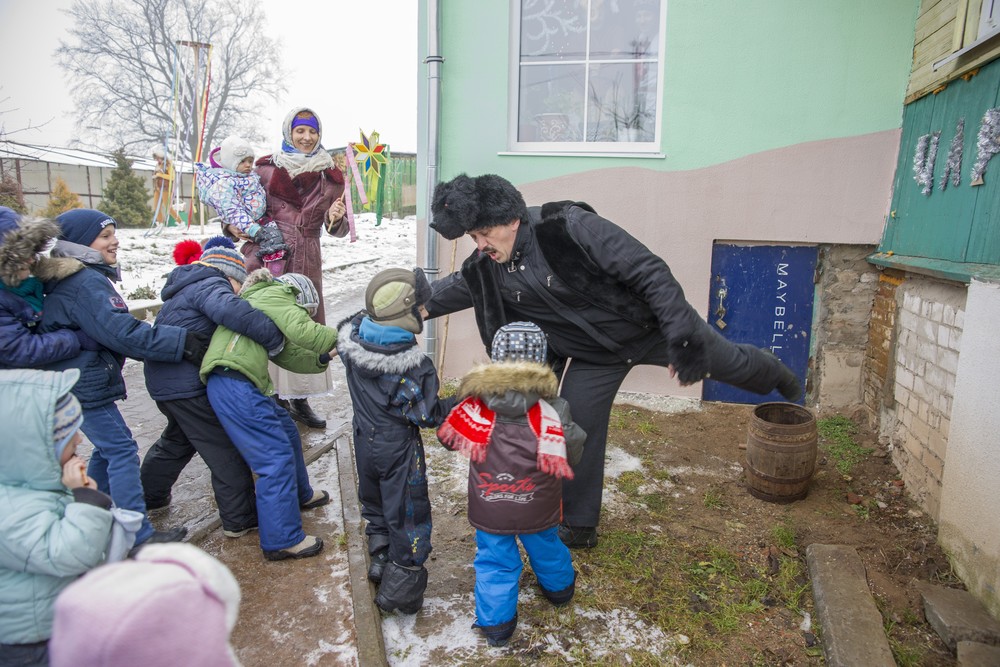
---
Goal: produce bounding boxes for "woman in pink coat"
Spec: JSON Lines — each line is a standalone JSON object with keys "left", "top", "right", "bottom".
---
{"left": 242, "top": 106, "right": 348, "bottom": 428}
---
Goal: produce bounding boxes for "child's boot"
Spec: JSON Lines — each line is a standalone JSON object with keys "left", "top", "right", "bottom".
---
{"left": 374, "top": 562, "right": 427, "bottom": 614}
{"left": 474, "top": 615, "right": 517, "bottom": 647}
{"left": 540, "top": 571, "right": 577, "bottom": 607}
{"left": 368, "top": 547, "right": 390, "bottom": 584}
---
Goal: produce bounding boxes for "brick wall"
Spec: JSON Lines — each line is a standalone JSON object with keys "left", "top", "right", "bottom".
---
{"left": 872, "top": 274, "right": 967, "bottom": 521}
{"left": 862, "top": 270, "right": 903, "bottom": 425}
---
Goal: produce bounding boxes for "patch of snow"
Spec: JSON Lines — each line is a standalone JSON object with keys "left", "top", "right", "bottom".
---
{"left": 604, "top": 446, "right": 644, "bottom": 479}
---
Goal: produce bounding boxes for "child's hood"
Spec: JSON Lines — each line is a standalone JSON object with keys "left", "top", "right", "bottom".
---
{"left": 458, "top": 361, "right": 559, "bottom": 417}
{"left": 161, "top": 263, "right": 228, "bottom": 301}
{"left": 50, "top": 239, "right": 120, "bottom": 281}
{"left": 0, "top": 368, "right": 78, "bottom": 491}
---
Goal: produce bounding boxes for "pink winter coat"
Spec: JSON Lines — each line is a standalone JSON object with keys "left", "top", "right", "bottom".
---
{"left": 242, "top": 156, "right": 348, "bottom": 324}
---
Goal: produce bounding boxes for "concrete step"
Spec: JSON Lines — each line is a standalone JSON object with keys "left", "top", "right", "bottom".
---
{"left": 917, "top": 581, "right": 1000, "bottom": 653}
{"left": 957, "top": 640, "right": 1000, "bottom": 666}
{"left": 806, "top": 543, "right": 896, "bottom": 667}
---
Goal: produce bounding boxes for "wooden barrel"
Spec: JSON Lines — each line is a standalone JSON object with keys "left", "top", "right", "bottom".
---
{"left": 744, "top": 402, "right": 817, "bottom": 503}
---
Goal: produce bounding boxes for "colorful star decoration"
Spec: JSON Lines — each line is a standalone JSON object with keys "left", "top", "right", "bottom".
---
{"left": 353, "top": 129, "right": 387, "bottom": 178}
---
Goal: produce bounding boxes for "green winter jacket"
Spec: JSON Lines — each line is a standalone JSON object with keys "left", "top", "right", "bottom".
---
{"left": 200, "top": 269, "right": 337, "bottom": 395}
{"left": 0, "top": 368, "right": 113, "bottom": 644}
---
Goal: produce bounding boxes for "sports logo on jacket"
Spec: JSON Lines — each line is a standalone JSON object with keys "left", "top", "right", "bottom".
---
{"left": 476, "top": 471, "right": 535, "bottom": 504}
{"left": 109, "top": 295, "right": 127, "bottom": 310}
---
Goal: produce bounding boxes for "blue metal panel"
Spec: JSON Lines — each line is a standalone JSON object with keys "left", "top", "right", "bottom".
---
{"left": 702, "top": 244, "right": 817, "bottom": 405}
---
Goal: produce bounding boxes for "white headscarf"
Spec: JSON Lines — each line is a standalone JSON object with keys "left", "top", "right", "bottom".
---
{"left": 272, "top": 106, "right": 334, "bottom": 179}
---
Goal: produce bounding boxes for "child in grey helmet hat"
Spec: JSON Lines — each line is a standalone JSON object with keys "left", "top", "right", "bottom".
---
{"left": 336, "top": 267, "right": 456, "bottom": 615}
{"left": 437, "top": 321, "right": 586, "bottom": 647}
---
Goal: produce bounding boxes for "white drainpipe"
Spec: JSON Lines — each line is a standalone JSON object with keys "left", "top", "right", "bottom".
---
{"left": 423, "top": 0, "right": 444, "bottom": 363}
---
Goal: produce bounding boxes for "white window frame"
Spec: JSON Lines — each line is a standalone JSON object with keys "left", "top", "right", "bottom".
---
{"left": 507, "top": 0, "right": 667, "bottom": 155}
{"left": 980, "top": 0, "right": 999, "bottom": 37}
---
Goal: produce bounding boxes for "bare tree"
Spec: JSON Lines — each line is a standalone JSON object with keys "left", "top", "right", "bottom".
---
{"left": 56, "top": 0, "right": 285, "bottom": 160}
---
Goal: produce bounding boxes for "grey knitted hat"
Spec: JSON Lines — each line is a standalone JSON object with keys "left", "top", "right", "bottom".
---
{"left": 198, "top": 245, "right": 248, "bottom": 284}
{"left": 491, "top": 321, "right": 548, "bottom": 364}
{"left": 277, "top": 273, "right": 320, "bottom": 316}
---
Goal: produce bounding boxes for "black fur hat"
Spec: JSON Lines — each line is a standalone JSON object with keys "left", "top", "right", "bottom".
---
{"left": 430, "top": 174, "right": 528, "bottom": 240}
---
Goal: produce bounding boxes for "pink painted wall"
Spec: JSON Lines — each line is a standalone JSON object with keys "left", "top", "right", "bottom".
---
{"left": 431, "top": 129, "right": 900, "bottom": 395}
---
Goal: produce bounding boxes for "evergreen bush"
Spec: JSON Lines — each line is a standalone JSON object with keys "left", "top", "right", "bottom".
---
{"left": 100, "top": 148, "right": 151, "bottom": 227}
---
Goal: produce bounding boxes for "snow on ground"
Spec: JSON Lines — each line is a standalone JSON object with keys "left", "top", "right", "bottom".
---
{"left": 113, "top": 212, "right": 419, "bottom": 309}
{"left": 108, "top": 214, "right": 693, "bottom": 664}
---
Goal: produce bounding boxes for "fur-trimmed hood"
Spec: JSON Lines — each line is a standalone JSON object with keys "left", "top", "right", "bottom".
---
{"left": 458, "top": 361, "right": 558, "bottom": 401}
{"left": 337, "top": 313, "right": 427, "bottom": 376}
{"left": 242, "top": 267, "right": 274, "bottom": 289}
{"left": 0, "top": 218, "right": 62, "bottom": 287}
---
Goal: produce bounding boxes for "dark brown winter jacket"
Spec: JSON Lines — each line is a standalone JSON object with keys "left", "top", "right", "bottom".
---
{"left": 448, "top": 361, "right": 585, "bottom": 535}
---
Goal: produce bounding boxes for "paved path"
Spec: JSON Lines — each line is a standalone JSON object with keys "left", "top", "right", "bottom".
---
{"left": 74, "top": 282, "right": 386, "bottom": 666}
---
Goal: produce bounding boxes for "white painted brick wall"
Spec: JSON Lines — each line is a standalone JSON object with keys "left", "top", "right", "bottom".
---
{"left": 885, "top": 277, "right": 967, "bottom": 520}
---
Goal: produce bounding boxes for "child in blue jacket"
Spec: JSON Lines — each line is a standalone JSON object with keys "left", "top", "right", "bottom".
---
{"left": 39, "top": 209, "right": 198, "bottom": 546}
{"left": 140, "top": 237, "right": 285, "bottom": 537}
{"left": 337, "top": 268, "right": 455, "bottom": 614}
{"left": 0, "top": 208, "right": 87, "bottom": 368}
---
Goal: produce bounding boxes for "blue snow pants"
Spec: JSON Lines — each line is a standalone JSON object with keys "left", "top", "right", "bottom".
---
{"left": 473, "top": 526, "right": 575, "bottom": 627}
{"left": 206, "top": 373, "right": 313, "bottom": 551}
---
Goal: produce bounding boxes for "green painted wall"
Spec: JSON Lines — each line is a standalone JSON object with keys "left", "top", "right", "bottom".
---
{"left": 418, "top": 0, "right": 918, "bottom": 193}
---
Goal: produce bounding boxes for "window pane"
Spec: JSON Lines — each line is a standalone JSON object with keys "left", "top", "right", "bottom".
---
{"left": 590, "top": 0, "right": 661, "bottom": 61}
{"left": 518, "top": 63, "right": 586, "bottom": 141}
{"left": 586, "top": 61, "right": 657, "bottom": 142}
{"left": 520, "top": 0, "right": 588, "bottom": 63}
{"left": 514, "top": 0, "right": 661, "bottom": 147}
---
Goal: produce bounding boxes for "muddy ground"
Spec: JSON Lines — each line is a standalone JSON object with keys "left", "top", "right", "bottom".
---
{"left": 400, "top": 400, "right": 959, "bottom": 666}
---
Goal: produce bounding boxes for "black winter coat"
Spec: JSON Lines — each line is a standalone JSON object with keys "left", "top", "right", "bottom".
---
{"left": 337, "top": 313, "right": 454, "bottom": 451}
{"left": 144, "top": 263, "right": 285, "bottom": 401}
{"left": 425, "top": 202, "right": 703, "bottom": 366}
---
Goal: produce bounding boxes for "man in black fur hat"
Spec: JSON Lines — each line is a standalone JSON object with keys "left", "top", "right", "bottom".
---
{"left": 424, "top": 173, "right": 802, "bottom": 549}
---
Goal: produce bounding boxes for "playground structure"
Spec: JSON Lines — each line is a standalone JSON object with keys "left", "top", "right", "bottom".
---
{"left": 147, "top": 39, "right": 212, "bottom": 236}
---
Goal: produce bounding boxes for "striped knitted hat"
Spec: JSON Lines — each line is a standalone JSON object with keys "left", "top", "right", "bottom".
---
{"left": 198, "top": 238, "right": 248, "bottom": 283}
{"left": 53, "top": 390, "right": 84, "bottom": 460}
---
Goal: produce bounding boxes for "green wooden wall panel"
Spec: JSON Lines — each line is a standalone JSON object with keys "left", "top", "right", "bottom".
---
{"left": 965, "top": 68, "right": 1000, "bottom": 263}
{"left": 883, "top": 57, "right": 1000, "bottom": 266}
{"left": 882, "top": 98, "right": 937, "bottom": 251}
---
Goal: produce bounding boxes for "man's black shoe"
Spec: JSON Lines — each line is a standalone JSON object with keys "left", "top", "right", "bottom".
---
{"left": 558, "top": 525, "right": 598, "bottom": 549}
{"left": 144, "top": 494, "right": 172, "bottom": 512}
{"left": 284, "top": 398, "right": 326, "bottom": 429}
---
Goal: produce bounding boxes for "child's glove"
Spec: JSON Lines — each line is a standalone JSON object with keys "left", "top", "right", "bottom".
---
{"left": 182, "top": 330, "right": 211, "bottom": 365}
{"left": 254, "top": 225, "right": 289, "bottom": 260}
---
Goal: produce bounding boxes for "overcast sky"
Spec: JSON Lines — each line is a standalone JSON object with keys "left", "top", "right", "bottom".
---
{"left": 0, "top": 0, "right": 420, "bottom": 153}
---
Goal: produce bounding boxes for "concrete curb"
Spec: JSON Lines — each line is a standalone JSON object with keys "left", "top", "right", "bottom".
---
{"left": 185, "top": 426, "right": 342, "bottom": 546}
{"left": 334, "top": 428, "right": 389, "bottom": 667}
{"left": 806, "top": 544, "right": 895, "bottom": 667}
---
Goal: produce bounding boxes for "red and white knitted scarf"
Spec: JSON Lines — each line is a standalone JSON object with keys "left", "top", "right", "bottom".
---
{"left": 437, "top": 396, "right": 574, "bottom": 480}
